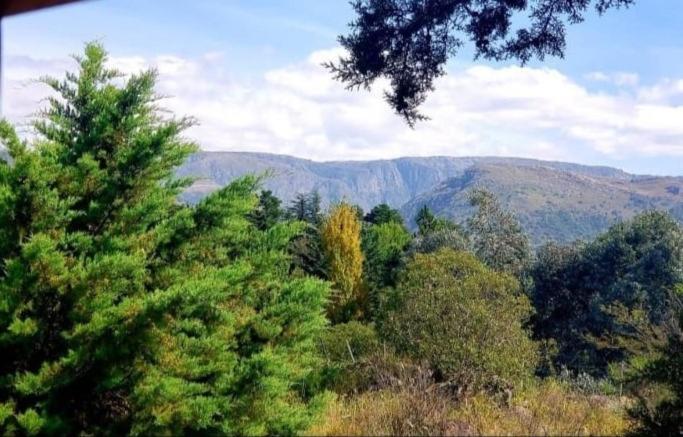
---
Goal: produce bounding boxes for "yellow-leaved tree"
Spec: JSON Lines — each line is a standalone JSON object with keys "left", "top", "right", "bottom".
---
{"left": 321, "top": 202, "right": 364, "bottom": 322}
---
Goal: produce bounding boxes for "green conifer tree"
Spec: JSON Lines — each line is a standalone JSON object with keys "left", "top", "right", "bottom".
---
{"left": 0, "top": 42, "right": 328, "bottom": 435}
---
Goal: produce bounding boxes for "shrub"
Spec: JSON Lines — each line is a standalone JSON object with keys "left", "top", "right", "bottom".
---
{"left": 320, "top": 322, "right": 380, "bottom": 365}
{"left": 380, "top": 249, "right": 537, "bottom": 393}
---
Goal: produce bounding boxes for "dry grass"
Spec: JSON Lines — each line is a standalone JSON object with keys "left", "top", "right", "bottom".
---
{"left": 452, "top": 380, "right": 631, "bottom": 436}
{"left": 306, "top": 389, "right": 461, "bottom": 436}
{"left": 307, "top": 379, "right": 631, "bottom": 436}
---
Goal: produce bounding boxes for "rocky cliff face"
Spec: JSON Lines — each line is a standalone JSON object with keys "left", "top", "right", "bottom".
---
{"left": 177, "top": 152, "right": 633, "bottom": 209}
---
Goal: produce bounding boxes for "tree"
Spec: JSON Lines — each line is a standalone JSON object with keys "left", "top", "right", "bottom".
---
{"left": 362, "top": 221, "right": 412, "bottom": 317}
{"left": 327, "top": 0, "right": 634, "bottom": 125}
{"left": 321, "top": 202, "right": 365, "bottom": 322}
{"left": 286, "top": 191, "right": 326, "bottom": 278}
{"left": 248, "top": 189, "right": 282, "bottom": 230}
{"left": 467, "top": 189, "right": 532, "bottom": 278}
{"left": 286, "top": 191, "right": 322, "bottom": 225}
{"left": 381, "top": 249, "right": 537, "bottom": 392}
{"left": 530, "top": 241, "right": 591, "bottom": 370}
{"left": 530, "top": 211, "right": 683, "bottom": 374}
{"left": 415, "top": 205, "right": 437, "bottom": 234}
{"left": 364, "top": 203, "right": 404, "bottom": 226}
{"left": 411, "top": 226, "right": 469, "bottom": 254}
{"left": 628, "top": 286, "right": 683, "bottom": 436}
{"left": 0, "top": 43, "right": 329, "bottom": 435}
{"left": 414, "top": 204, "right": 455, "bottom": 235}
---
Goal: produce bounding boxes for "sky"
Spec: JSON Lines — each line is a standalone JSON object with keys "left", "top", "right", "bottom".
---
{"left": 3, "top": 0, "right": 683, "bottom": 175}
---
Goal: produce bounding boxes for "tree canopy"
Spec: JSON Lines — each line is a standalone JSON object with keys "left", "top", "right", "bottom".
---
{"left": 381, "top": 249, "right": 537, "bottom": 392}
{"left": 327, "top": 0, "right": 634, "bottom": 125}
{"left": 0, "top": 43, "right": 329, "bottom": 435}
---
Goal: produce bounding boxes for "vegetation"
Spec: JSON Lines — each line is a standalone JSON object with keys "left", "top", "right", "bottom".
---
{"left": 531, "top": 211, "right": 683, "bottom": 374}
{"left": 328, "top": 0, "right": 635, "bottom": 125}
{"left": 309, "top": 379, "right": 629, "bottom": 436}
{"left": 1, "top": 41, "right": 680, "bottom": 436}
{"left": 467, "top": 189, "right": 532, "bottom": 279}
{"left": 321, "top": 202, "right": 365, "bottom": 322}
{"left": 627, "top": 286, "right": 683, "bottom": 435}
{"left": 381, "top": 249, "right": 537, "bottom": 393}
{"left": 0, "top": 43, "right": 328, "bottom": 435}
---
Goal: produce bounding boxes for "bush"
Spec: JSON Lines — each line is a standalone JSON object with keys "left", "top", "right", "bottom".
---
{"left": 320, "top": 322, "right": 381, "bottom": 366}
{"left": 319, "top": 322, "right": 380, "bottom": 393}
{"left": 380, "top": 249, "right": 537, "bottom": 393}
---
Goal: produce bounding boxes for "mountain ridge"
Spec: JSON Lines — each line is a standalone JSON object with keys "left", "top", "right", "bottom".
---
{"left": 176, "top": 151, "right": 683, "bottom": 244}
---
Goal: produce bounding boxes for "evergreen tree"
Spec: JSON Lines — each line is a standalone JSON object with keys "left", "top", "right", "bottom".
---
{"left": 415, "top": 205, "right": 437, "bottom": 235}
{"left": 0, "top": 42, "right": 328, "bottom": 435}
{"left": 286, "top": 191, "right": 322, "bottom": 225}
{"left": 287, "top": 193, "right": 309, "bottom": 222}
{"left": 364, "top": 203, "right": 403, "bottom": 226}
{"left": 248, "top": 189, "right": 282, "bottom": 230}
{"left": 362, "top": 221, "right": 411, "bottom": 318}
{"left": 321, "top": 202, "right": 365, "bottom": 322}
{"left": 328, "top": 0, "right": 633, "bottom": 125}
{"left": 286, "top": 192, "right": 326, "bottom": 278}
{"left": 305, "top": 191, "right": 323, "bottom": 225}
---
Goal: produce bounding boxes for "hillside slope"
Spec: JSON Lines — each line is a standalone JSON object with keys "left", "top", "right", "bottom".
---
{"left": 401, "top": 163, "right": 683, "bottom": 244}
{"left": 176, "top": 152, "right": 682, "bottom": 244}
{"left": 177, "top": 152, "right": 631, "bottom": 208}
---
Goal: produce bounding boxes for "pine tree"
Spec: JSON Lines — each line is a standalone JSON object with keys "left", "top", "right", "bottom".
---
{"left": 286, "top": 192, "right": 326, "bottom": 278}
{"left": 364, "top": 203, "right": 404, "bottom": 226}
{"left": 249, "top": 189, "right": 282, "bottom": 230}
{"left": 320, "top": 202, "right": 364, "bottom": 322}
{"left": 415, "top": 205, "right": 437, "bottom": 235}
{"left": 0, "top": 42, "right": 328, "bottom": 435}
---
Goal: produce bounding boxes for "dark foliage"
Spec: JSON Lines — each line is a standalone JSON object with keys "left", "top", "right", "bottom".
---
{"left": 531, "top": 211, "right": 683, "bottom": 374}
{"left": 248, "top": 189, "right": 282, "bottom": 230}
{"left": 327, "top": 0, "right": 634, "bottom": 125}
{"left": 364, "top": 203, "right": 404, "bottom": 226}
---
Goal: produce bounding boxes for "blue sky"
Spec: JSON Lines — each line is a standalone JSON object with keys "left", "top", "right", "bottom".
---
{"left": 4, "top": 0, "right": 683, "bottom": 175}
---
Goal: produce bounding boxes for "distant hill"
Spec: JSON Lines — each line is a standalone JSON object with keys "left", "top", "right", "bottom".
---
{"left": 177, "top": 152, "right": 683, "bottom": 244}
{"left": 1, "top": 147, "right": 677, "bottom": 244}
{"left": 401, "top": 163, "right": 683, "bottom": 244}
{"left": 177, "top": 151, "right": 632, "bottom": 206}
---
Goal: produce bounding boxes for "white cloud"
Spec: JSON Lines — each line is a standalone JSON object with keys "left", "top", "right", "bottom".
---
{"left": 585, "top": 71, "right": 639, "bottom": 87}
{"left": 3, "top": 48, "right": 683, "bottom": 164}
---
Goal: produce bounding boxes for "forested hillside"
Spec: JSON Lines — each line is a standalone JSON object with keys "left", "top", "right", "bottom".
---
{"left": 178, "top": 152, "right": 683, "bottom": 244}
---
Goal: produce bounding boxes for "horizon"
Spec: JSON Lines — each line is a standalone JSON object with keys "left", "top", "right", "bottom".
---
{"left": 3, "top": 0, "right": 683, "bottom": 176}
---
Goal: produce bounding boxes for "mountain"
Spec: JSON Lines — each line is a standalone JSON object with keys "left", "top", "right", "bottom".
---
{"left": 177, "top": 152, "right": 683, "bottom": 244}
{"left": 401, "top": 163, "right": 683, "bottom": 244}
{"left": 177, "top": 152, "right": 631, "bottom": 207}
